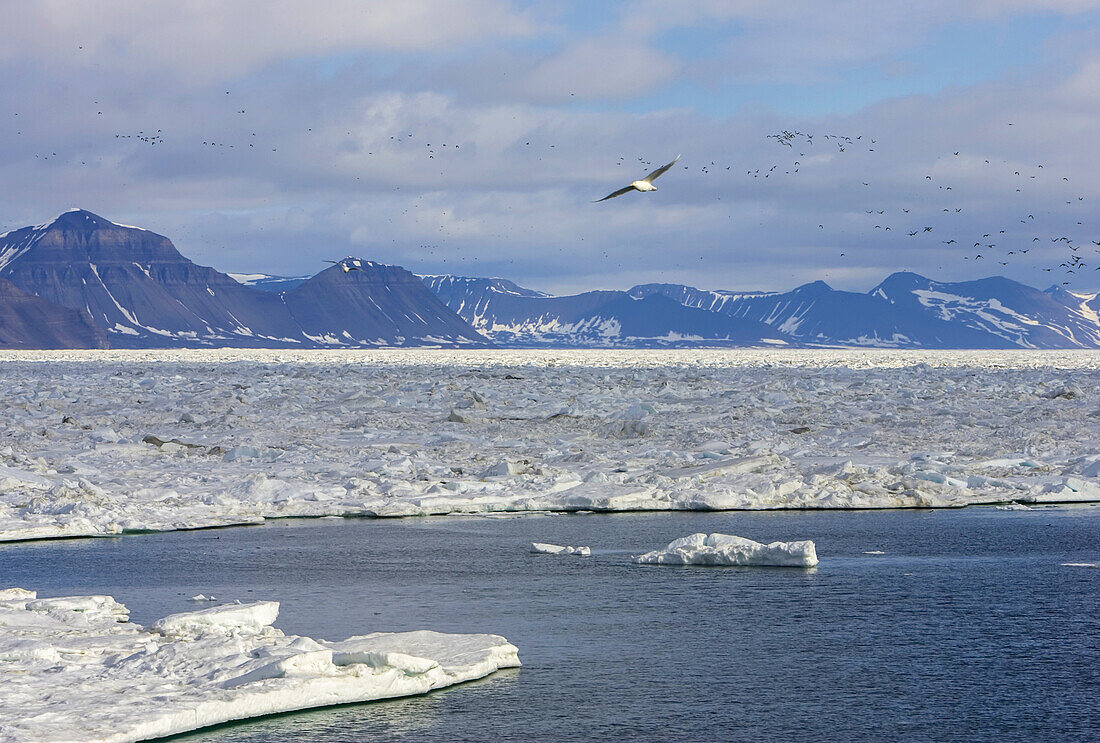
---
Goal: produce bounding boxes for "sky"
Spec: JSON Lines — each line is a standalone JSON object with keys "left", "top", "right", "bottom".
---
{"left": 2, "top": 1, "right": 1100, "bottom": 295}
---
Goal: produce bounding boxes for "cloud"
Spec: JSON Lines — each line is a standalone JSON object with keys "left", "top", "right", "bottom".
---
{"left": 626, "top": 1, "right": 1100, "bottom": 83}
{"left": 514, "top": 38, "right": 681, "bottom": 100}
{"left": 0, "top": 1, "right": 536, "bottom": 82}
{"left": 1, "top": 2, "right": 1100, "bottom": 294}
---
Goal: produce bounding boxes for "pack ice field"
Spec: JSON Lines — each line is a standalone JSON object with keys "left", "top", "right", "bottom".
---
{"left": 2, "top": 349, "right": 1098, "bottom": 542}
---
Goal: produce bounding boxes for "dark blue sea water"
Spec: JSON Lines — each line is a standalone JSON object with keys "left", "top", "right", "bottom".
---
{"left": 3, "top": 507, "right": 1099, "bottom": 742}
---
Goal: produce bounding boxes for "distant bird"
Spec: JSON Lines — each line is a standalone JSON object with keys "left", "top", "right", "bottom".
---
{"left": 324, "top": 260, "right": 360, "bottom": 274}
{"left": 594, "top": 155, "right": 681, "bottom": 202}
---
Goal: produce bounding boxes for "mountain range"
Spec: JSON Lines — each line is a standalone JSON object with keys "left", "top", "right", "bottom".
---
{"left": 0, "top": 209, "right": 1097, "bottom": 350}
{"left": 0, "top": 210, "right": 488, "bottom": 349}
{"left": 425, "top": 273, "right": 1100, "bottom": 349}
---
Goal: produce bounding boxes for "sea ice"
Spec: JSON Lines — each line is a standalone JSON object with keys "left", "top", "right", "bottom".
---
{"left": 531, "top": 542, "right": 591, "bottom": 556}
{"left": 0, "top": 589, "right": 520, "bottom": 743}
{"left": 633, "top": 533, "right": 819, "bottom": 567}
{"left": 0, "top": 349, "right": 1098, "bottom": 542}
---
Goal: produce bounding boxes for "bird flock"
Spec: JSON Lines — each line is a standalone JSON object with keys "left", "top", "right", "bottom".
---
{"left": 7, "top": 57, "right": 1098, "bottom": 287}
{"left": 759, "top": 128, "right": 1095, "bottom": 282}
{"left": 584, "top": 126, "right": 1095, "bottom": 284}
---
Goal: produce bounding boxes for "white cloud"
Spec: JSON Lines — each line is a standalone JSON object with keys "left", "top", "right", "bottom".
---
{"left": 515, "top": 38, "right": 681, "bottom": 100}
{"left": 1, "top": 1, "right": 536, "bottom": 82}
{"left": 2, "top": 2, "right": 1100, "bottom": 294}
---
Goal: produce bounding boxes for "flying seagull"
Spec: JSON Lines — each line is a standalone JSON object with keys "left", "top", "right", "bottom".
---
{"left": 594, "top": 155, "right": 681, "bottom": 202}
{"left": 324, "top": 259, "right": 360, "bottom": 274}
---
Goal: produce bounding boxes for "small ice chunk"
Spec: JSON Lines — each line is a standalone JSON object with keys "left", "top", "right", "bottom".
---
{"left": 446, "top": 408, "right": 472, "bottom": 424}
{"left": 223, "top": 649, "right": 335, "bottom": 689}
{"left": 153, "top": 601, "right": 279, "bottom": 636}
{"left": 0, "top": 587, "right": 37, "bottom": 602}
{"left": 89, "top": 428, "right": 122, "bottom": 443}
{"left": 634, "top": 533, "right": 818, "bottom": 567}
{"left": 222, "top": 445, "right": 262, "bottom": 461}
{"left": 611, "top": 403, "right": 654, "bottom": 421}
{"left": 996, "top": 502, "right": 1032, "bottom": 511}
{"left": 862, "top": 550, "right": 885, "bottom": 555}
{"left": 1061, "top": 562, "right": 1099, "bottom": 568}
{"left": 530, "top": 542, "right": 590, "bottom": 556}
{"left": 187, "top": 594, "right": 218, "bottom": 602}
{"left": 330, "top": 648, "right": 439, "bottom": 674}
{"left": 1041, "top": 385, "right": 1084, "bottom": 400}
{"left": 27, "top": 595, "right": 130, "bottom": 621}
{"left": 482, "top": 461, "right": 523, "bottom": 477}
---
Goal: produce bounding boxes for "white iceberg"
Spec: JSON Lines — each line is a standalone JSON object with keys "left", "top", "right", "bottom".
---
{"left": 633, "top": 533, "right": 818, "bottom": 567}
{"left": 530, "top": 542, "right": 591, "bottom": 556}
{"left": 0, "top": 589, "right": 520, "bottom": 743}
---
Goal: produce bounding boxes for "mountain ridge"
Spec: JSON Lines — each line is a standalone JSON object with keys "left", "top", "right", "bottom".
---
{"left": 0, "top": 210, "right": 489, "bottom": 348}
{"left": 3, "top": 209, "right": 1098, "bottom": 350}
{"left": 425, "top": 271, "right": 1100, "bottom": 349}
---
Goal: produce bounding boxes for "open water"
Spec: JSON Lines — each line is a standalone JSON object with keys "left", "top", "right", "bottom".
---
{"left": 3, "top": 506, "right": 1098, "bottom": 742}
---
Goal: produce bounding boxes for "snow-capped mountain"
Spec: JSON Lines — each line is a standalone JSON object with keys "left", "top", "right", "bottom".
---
{"left": 0, "top": 210, "right": 488, "bottom": 348}
{"left": 421, "top": 275, "right": 789, "bottom": 347}
{"left": 0, "top": 278, "right": 108, "bottom": 349}
{"left": 1045, "top": 286, "right": 1100, "bottom": 331}
{"left": 633, "top": 274, "right": 1100, "bottom": 348}
{"left": 427, "top": 273, "right": 1100, "bottom": 349}
{"left": 227, "top": 273, "right": 310, "bottom": 293}
{"left": 630, "top": 278, "right": 1012, "bottom": 348}
{"left": 870, "top": 272, "right": 1100, "bottom": 348}
{"left": 283, "top": 260, "right": 489, "bottom": 346}
{"left": 421, "top": 275, "right": 552, "bottom": 301}
{"left": 0, "top": 210, "right": 302, "bottom": 347}
{"left": 5, "top": 210, "right": 1097, "bottom": 350}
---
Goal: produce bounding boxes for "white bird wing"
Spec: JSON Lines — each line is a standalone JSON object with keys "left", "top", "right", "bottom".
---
{"left": 593, "top": 185, "right": 637, "bottom": 202}
{"left": 641, "top": 154, "right": 681, "bottom": 183}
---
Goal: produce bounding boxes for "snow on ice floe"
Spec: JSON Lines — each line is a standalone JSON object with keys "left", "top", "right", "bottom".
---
{"left": 0, "top": 349, "right": 1099, "bottom": 541}
{"left": 634, "top": 533, "right": 818, "bottom": 567}
{"left": 0, "top": 588, "right": 520, "bottom": 743}
{"left": 531, "top": 542, "right": 591, "bottom": 556}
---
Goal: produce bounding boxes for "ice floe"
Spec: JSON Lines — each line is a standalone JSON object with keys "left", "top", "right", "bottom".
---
{"left": 634, "top": 533, "right": 819, "bottom": 567}
{"left": 0, "top": 588, "right": 520, "bottom": 743}
{"left": 531, "top": 542, "right": 591, "bottom": 556}
{"left": 0, "top": 349, "right": 1098, "bottom": 542}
